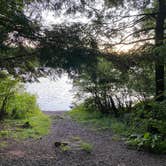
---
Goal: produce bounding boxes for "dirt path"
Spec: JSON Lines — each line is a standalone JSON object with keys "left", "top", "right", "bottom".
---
{"left": 0, "top": 111, "right": 166, "bottom": 166}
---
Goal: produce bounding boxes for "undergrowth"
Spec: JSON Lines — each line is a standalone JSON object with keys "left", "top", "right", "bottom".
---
{"left": 68, "top": 104, "right": 128, "bottom": 135}
{"left": 0, "top": 89, "right": 51, "bottom": 144}
{"left": 69, "top": 102, "right": 166, "bottom": 154}
{"left": 0, "top": 112, "right": 51, "bottom": 140}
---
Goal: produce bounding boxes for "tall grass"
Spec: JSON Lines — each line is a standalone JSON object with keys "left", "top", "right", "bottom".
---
{"left": 68, "top": 105, "right": 128, "bottom": 135}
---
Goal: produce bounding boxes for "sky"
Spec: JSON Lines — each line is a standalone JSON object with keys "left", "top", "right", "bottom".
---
{"left": 39, "top": 0, "right": 103, "bottom": 26}
{"left": 38, "top": 1, "right": 138, "bottom": 52}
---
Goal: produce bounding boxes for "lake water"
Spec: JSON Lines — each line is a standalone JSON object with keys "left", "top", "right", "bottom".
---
{"left": 25, "top": 74, "right": 75, "bottom": 111}
{"left": 25, "top": 74, "right": 140, "bottom": 112}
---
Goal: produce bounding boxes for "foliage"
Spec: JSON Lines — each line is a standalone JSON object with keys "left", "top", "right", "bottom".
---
{"left": 70, "top": 100, "right": 166, "bottom": 154}
{"left": 38, "top": 0, "right": 166, "bottom": 102}
{"left": 0, "top": 0, "right": 41, "bottom": 79}
{"left": 126, "top": 133, "right": 166, "bottom": 153}
{"left": 0, "top": 71, "right": 43, "bottom": 119}
{"left": 68, "top": 104, "right": 127, "bottom": 135}
{"left": 7, "top": 92, "right": 41, "bottom": 119}
{"left": 39, "top": 24, "right": 98, "bottom": 75}
{"left": 126, "top": 62, "right": 155, "bottom": 99}
{"left": 130, "top": 101, "right": 166, "bottom": 135}
{"left": 126, "top": 101, "right": 166, "bottom": 153}
{"left": 0, "top": 72, "right": 19, "bottom": 118}
{"left": 73, "top": 58, "right": 127, "bottom": 116}
{"left": 0, "top": 72, "right": 51, "bottom": 141}
{"left": 73, "top": 57, "right": 156, "bottom": 116}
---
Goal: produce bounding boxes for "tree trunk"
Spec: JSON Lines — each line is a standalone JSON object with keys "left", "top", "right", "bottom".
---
{"left": 0, "top": 96, "right": 8, "bottom": 120}
{"left": 155, "top": 0, "right": 166, "bottom": 101}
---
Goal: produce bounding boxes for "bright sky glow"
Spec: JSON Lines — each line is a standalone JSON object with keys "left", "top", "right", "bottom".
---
{"left": 41, "top": 10, "right": 91, "bottom": 26}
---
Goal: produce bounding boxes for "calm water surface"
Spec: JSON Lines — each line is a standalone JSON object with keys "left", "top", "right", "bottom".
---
{"left": 25, "top": 74, "right": 139, "bottom": 112}
{"left": 25, "top": 74, "right": 75, "bottom": 111}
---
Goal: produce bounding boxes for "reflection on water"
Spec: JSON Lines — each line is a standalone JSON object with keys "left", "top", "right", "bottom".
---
{"left": 25, "top": 74, "right": 74, "bottom": 111}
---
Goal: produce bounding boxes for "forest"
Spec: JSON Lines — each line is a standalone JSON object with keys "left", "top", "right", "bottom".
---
{"left": 0, "top": 0, "right": 166, "bottom": 165}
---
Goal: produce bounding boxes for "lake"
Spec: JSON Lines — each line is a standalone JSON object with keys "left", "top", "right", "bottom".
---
{"left": 25, "top": 74, "right": 75, "bottom": 111}
{"left": 25, "top": 74, "right": 140, "bottom": 112}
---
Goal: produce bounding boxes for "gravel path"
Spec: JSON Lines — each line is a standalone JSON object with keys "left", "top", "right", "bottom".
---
{"left": 0, "top": 111, "right": 166, "bottom": 166}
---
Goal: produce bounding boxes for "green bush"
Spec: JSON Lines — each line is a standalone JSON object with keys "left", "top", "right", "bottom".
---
{"left": 130, "top": 101, "right": 166, "bottom": 135}
{"left": 0, "top": 73, "right": 51, "bottom": 141}
{"left": 0, "top": 72, "right": 19, "bottom": 118}
{"left": 7, "top": 93, "right": 40, "bottom": 119}
{"left": 126, "top": 133, "right": 166, "bottom": 153}
{"left": 127, "top": 101, "right": 166, "bottom": 153}
{"left": 0, "top": 72, "right": 40, "bottom": 119}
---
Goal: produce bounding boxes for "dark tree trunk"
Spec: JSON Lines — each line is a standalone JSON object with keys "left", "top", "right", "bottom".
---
{"left": 155, "top": 0, "right": 166, "bottom": 101}
{"left": 109, "top": 96, "right": 118, "bottom": 117}
{"left": 0, "top": 97, "right": 8, "bottom": 120}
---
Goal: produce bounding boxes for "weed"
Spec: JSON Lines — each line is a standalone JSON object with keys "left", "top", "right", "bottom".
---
{"left": 0, "top": 141, "right": 7, "bottom": 148}
{"left": 60, "top": 144, "right": 71, "bottom": 152}
{"left": 80, "top": 142, "right": 93, "bottom": 153}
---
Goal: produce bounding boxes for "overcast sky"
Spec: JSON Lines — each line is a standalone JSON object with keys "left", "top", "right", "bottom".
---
{"left": 26, "top": 0, "right": 140, "bottom": 52}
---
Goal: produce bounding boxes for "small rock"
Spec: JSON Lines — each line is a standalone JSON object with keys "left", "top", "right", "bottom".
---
{"left": 118, "top": 163, "right": 126, "bottom": 166}
{"left": 54, "top": 141, "right": 68, "bottom": 147}
{"left": 22, "top": 121, "right": 32, "bottom": 128}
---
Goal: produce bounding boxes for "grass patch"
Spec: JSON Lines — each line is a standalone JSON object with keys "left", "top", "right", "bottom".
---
{"left": 80, "top": 142, "right": 93, "bottom": 153}
{"left": 60, "top": 144, "right": 71, "bottom": 152}
{"left": 68, "top": 105, "right": 128, "bottom": 136}
{"left": 0, "top": 141, "right": 8, "bottom": 148}
{"left": 71, "top": 136, "right": 81, "bottom": 141}
{"left": 0, "top": 112, "right": 51, "bottom": 140}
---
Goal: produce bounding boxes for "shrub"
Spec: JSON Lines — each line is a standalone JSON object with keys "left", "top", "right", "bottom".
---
{"left": 0, "top": 72, "right": 19, "bottom": 119}
{"left": 126, "top": 101, "right": 166, "bottom": 153}
{"left": 0, "top": 72, "right": 51, "bottom": 140}
{"left": 126, "top": 133, "right": 166, "bottom": 153}
{"left": 7, "top": 93, "right": 40, "bottom": 119}
{"left": 130, "top": 101, "right": 166, "bottom": 135}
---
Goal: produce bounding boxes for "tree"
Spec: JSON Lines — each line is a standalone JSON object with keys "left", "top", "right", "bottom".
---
{"left": 0, "top": 72, "right": 18, "bottom": 119}
{"left": 33, "top": 0, "right": 166, "bottom": 100}
{"left": 38, "top": 24, "right": 99, "bottom": 75}
{"left": 85, "top": 0, "right": 166, "bottom": 101}
{"left": 97, "top": 0, "right": 166, "bottom": 101}
{"left": 73, "top": 57, "right": 130, "bottom": 116}
{"left": 154, "top": 0, "right": 166, "bottom": 101}
{"left": 0, "top": 0, "right": 42, "bottom": 80}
